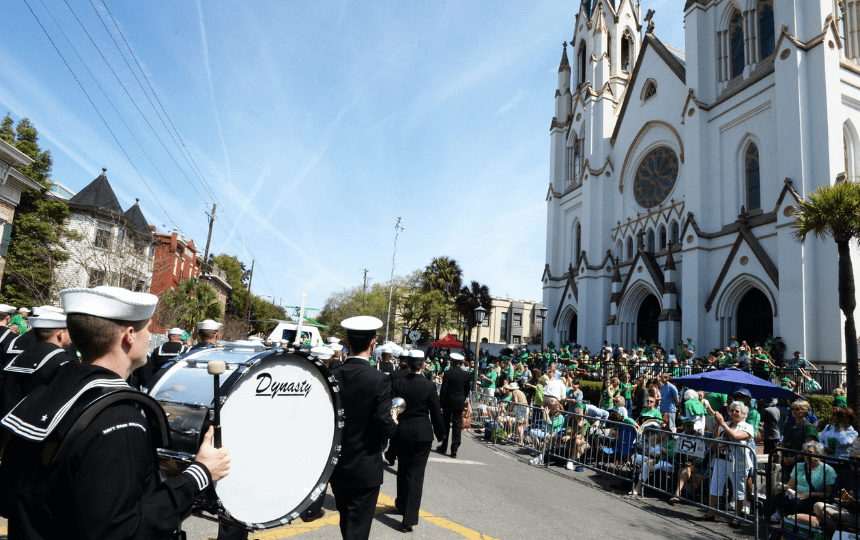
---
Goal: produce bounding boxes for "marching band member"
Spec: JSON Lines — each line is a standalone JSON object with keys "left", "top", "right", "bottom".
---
{"left": 0, "top": 286, "right": 231, "bottom": 539}
{"left": 191, "top": 319, "right": 222, "bottom": 351}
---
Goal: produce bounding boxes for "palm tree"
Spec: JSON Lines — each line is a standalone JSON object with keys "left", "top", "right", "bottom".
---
{"left": 422, "top": 256, "right": 463, "bottom": 298}
{"left": 792, "top": 179, "right": 860, "bottom": 427}
{"left": 455, "top": 281, "right": 491, "bottom": 345}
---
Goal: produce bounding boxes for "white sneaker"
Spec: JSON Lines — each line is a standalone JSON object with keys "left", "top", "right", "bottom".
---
{"left": 565, "top": 461, "right": 574, "bottom": 470}
{"left": 529, "top": 455, "right": 543, "bottom": 466}
{"left": 727, "top": 500, "right": 735, "bottom": 511}
{"left": 770, "top": 512, "right": 781, "bottom": 523}
{"left": 743, "top": 503, "right": 752, "bottom": 515}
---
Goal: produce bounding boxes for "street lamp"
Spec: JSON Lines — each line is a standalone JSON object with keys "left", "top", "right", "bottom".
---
{"left": 402, "top": 324, "right": 409, "bottom": 347}
{"left": 539, "top": 306, "right": 548, "bottom": 350}
{"left": 472, "top": 306, "right": 487, "bottom": 391}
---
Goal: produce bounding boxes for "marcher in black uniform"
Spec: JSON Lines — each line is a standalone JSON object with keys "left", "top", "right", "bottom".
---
{"left": 191, "top": 319, "right": 221, "bottom": 352}
{"left": 436, "top": 352, "right": 471, "bottom": 458}
{"left": 383, "top": 352, "right": 409, "bottom": 467}
{"left": 130, "top": 327, "right": 187, "bottom": 390}
{"left": 330, "top": 316, "right": 398, "bottom": 540}
{"left": 391, "top": 349, "right": 444, "bottom": 532}
{"left": 0, "top": 304, "right": 20, "bottom": 390}
{"left": 0, "top": 285, "right": 231, "bottom": 540}
{"left": 378, "top": 345, "right": 397, "bottom": 374}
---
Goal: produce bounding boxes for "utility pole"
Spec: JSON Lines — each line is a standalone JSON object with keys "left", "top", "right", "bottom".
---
{"left": 384, "top": 217, "right": 405, "bottom": 344}
{"left": 202, "top": 203, "right": 217, "bottom": 275}
{"left": 362, "top": 269, "right": 368, "bottom": 293}
{"left": 243, "top": 259, "right": 255, "bottom": 337}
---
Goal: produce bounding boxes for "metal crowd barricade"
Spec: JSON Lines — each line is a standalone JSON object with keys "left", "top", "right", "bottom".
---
{"left": 469, "top": 391, "right": 500, "bottom": 430}
{"left": 491, "top": 400, "right": 550, "bottom": 453}
{"left": 634, "top": 423, "right": 761, "bottom": 539}
{"left": 765, "top": 446, "right": 859, "bottom": 540}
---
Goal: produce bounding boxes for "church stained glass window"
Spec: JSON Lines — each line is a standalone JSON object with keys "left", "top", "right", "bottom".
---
{"left": 647, "top": 229, "right": 655, "bottom": 253}
{"left": 759, "top": 0, "right": 775, "bottom": 59}
{"left": 659, "top": 226, "right": 667, "bottom": 250}
{"left": 746, "top": 143, "right": 761, "bottom": 210}
{"left": 627, "top": 237, "right": 633, "bottom": 261}
{"left": 633, "top": 146, "right": 680, "bottom": 208}
{"left": 730, "top": 11, "right": 745, "bottom": 79}
{"left": 671, "top": 221, "right": 680, "bottom": 246}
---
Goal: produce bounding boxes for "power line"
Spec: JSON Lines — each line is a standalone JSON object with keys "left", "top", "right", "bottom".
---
{"left": 36, "top": 0, "right": 203, "bottom": 238}
{"left": 23, "top": 0, "right": 184, "bottom": 233}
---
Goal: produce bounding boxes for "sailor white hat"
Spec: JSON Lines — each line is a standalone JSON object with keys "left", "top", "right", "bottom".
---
{"left": 0, "top": 304, "right": 15, "bottom": 314}
{"left": 60, "top": 286, "right": 158, "bottom": 321}
{"left": 17, "top": 307, "right": 30, "bottom": 313}
{"left": 167, "top": 327, "right": 184, "bottom": 336}
{"left": 377, "top": 344, "right": 392, "bottom": 353}
{"left": 407, "top": 349, "right": 425, "bottom": 358}
{"left": 197, "top": 319, "right": 223, "bottom": 331}
{"left": 329, "top": 344, "right": 343, "bottom": 352}
{"left": 311, "top": 346, "right": 335, "bottom": 361}
{"left": 389, "top": 348, "right": 401, "bottom": 358}
{"left": 449, "top": 352, "right": 465, "bottom": 361}
{"left": 327, "top": 337, "right": 341, "bottom": 344}
{"left": 32, "top": 305, "right": 63, "bottom": 317}
{"left": 341, "top": 316, "right": 382, "bottom": 336}
{"left": 29, "top": 312, "right": 67, "bottom": 329}
{"left": 280, "top": 338, "right": 289, "bottom": 344}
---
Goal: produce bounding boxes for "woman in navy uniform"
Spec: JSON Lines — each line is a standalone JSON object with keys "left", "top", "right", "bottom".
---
{"left": 391, "top": 349, "right": 444, "bottom": 532}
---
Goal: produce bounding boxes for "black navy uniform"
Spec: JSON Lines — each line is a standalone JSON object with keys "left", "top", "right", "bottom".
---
{"left": 437, "top": 365, "right": 470, "bottom": 456}
{"left": 130, "top": 341, "right": 187, "bottom": 390}
{"left": 391, "top": 372, "right": 444, "bottom": 528}
{"left": 0, "top": 362, "right": 212, "bottom": 539}
{"left": 329, "top": 356, "right": 397, "bottom": 540}
{"left": 1, "top": 342, "right": 78, "bottom": 421}
{"left": 379, "top": 360, "right": 396, "bottom": 374}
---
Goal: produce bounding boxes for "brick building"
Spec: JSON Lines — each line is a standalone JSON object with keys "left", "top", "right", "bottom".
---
{"left": 150, "top": 228, "right": 202, "bottom": 298}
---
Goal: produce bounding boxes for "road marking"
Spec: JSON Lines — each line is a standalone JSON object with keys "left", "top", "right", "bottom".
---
{"left": 428, "top": 457, "right": 484, "bottom": 465}
{"left": 249, "top": 492, "right": 498, "bottom": 539}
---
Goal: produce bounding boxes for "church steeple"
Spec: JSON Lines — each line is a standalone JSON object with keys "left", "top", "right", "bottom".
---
{"left": 555, "top": 42, "right": 572, "bottom": 124}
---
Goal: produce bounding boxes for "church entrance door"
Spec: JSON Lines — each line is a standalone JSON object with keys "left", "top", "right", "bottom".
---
{"left": 568, "top": 313, "right": 578, "bottom": 344}
{"left": 736, "top": 288, "right": 773, "bottom": 347}
{"left": 636, "top": 295, "right": 660, "bottom": 346}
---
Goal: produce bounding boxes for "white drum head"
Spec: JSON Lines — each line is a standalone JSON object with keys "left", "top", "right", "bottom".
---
{"left": 217, "top": 353, "right": 338, "bottom": 525}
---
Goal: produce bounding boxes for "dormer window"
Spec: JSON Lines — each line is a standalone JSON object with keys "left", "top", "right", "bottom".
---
{"left": 642, "top": 80, "right": 657, "bottom": 102}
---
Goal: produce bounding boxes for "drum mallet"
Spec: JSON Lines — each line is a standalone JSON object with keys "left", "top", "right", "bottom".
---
{"left": 208, "top": 360, "right": 226, "bottom": 448}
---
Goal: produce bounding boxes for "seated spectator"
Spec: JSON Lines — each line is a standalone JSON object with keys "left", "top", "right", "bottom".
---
{"left": 630, "top": 428, "right": 675, "bottom": 497}
{"left": 774, "top": 440, "right": 836, "bottom": 529}
{"left": 820, "top": 407, "right": 858, "bottom": 460}
{"left": 573, "top": 402, "right": 610, "bottom": 423}
{"left": 561, "top": 409, "right": 590, "bottom": 472}
{"left": 670, "top": 417, "right": 711, "bottom": 504}
{"left": 611, "top": 394, "right": 628, "bottom": 418}
{"left": 833, "top": 387, "right": 848, "bottom": 409}
{"left": 528, "top": 402, "right": 566, "bottom": 466}
{"left": 682, "top": 389, "right": 707, "bottom": 434}
{"left": 639, "top": 396, "right": 663, "bottom": 425}
{"left": 561, "top": 381, "right": 583, "bottom": 413}
{"left": 813, "top": 438, "right": 860, "bottom": 536}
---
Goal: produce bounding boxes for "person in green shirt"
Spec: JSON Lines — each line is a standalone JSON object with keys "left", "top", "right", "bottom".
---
{"left": 639, "top": 396, "right": 664, "bottom": 424}
{"left": 705, "top": 392, "right": 727, "bottom": 433}
{"left": 9, "top": 307, "right": 29, "bottom": 334}
{"left": 619, "top": 372, "right": 633, "bottom": 411}
{"left": 481, "top": 364, "right": 498, "bottom": 396}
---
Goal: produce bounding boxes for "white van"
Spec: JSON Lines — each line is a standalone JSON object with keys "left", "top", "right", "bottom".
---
{"left": 267, "top": 320, "right": 324, "bottom": 348}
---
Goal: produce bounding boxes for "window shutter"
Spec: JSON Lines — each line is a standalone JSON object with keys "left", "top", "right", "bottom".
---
{"left": 0, "top": 223, "right": 13, "bottom": 258}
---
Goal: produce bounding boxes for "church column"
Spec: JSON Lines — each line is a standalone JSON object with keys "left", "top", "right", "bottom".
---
{"left": 658, "top": 243, "right": 681, "bottom": 350}
{"left": 607, "top": 258, "right": 622, "bottom": 345}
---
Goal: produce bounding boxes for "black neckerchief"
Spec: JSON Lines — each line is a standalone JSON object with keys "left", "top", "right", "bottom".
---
{"left": 2, "top": 362, "right": 127, "bottom": 442}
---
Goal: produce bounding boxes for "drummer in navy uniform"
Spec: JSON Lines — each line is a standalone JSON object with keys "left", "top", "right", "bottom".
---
{"left": 0, "top": 286, "right": 231, "bottom": 539}
{"left": 0, "top": 304, "right": 19, "bottom": 389}
{"left": 1, "top": 306, "right": 61, "bottom": 368}
{"left": 391, "top": 349, "right": 444, "bottom": 532}
{"left": 329, "top": 316, "right": 398, "bottom": 540}
{"left": 191, "top": 319, "right": 222, "bottom": 351}
{"left": 436, "top": 352, "right": 470, "bottom": 458}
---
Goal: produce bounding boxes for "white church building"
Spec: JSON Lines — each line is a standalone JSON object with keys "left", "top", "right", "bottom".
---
{"left": 542, "top": 0, "right": 860, "bottom": 365}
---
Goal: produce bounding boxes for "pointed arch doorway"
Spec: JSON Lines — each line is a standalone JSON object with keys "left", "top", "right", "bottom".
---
{"left": 636, "top": 294, "right": 660, "bottom": 345}
{"left": 568, "top": 312, "right": 578, "bottom": 344}
{"left": 736, "top": 288, "right": 773, "bottom": 347}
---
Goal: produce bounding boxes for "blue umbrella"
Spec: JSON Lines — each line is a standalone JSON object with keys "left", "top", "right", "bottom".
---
{"left": 670, "top": 368, "right": 801, "bottom": 400}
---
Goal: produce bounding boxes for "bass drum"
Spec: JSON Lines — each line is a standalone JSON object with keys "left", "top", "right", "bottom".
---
{"left": 147, "top": 346, "right": 343, "bottom": 529}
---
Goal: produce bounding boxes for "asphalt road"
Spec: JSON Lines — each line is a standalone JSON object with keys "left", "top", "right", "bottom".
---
{"left": 175, "top": 431, "right": 751, "bottom": 540}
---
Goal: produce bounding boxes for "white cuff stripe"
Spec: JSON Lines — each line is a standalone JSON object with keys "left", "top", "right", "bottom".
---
{"left": 184, "top": 464, "right": 209, "bottom": 491}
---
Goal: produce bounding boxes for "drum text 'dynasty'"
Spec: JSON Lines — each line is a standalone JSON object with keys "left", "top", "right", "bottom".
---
{"left": 254, "top": 372, "right": 312, "bottom": 398}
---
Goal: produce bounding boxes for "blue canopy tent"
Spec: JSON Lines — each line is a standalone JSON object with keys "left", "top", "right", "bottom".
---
{"left": 670, "top": 368, "right": 801, "bottom": 400}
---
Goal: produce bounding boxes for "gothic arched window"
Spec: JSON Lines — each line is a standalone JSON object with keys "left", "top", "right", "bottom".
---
{"left": 643, "top": 81, "right": 657, "bottom": 101}
{"left": 647, "top": 229, "right": 655, "bottom": 253}
{"left": 573, "top": 138, "right": 582, "bottom": 184}
{"left": 578, "top": 43, "right": 587, "bottom": 86}
{"left": 621, "top": 32, "right": 634, "bottom": 72}
{"left": 730, "top": 11, "right": 745, "bottom": 79}
{"left": 627, "top": 237, "right": 634, "bottom": 260}
{"left": 746, "top": 143, "right": 761, "bottom": 210}
{"left": 575, "top": 223, "right": 582, "bottom": 266}
{"left": 671, "top": 221, "right": 680, "bottom": 245}
{"left": 659, "top": 226, "right": 667, "bottom": 250}
{"left": 759, "top": 0, "right": 775, "bottom": 59}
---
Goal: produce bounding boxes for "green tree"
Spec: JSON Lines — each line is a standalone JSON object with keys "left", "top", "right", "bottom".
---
{"left": 454, "top": 280, "right": 491, "bottom": 346}
{"left": 792, "top": 179, "right": 860, "bottom": 428}
{"left": 249, "top": 296, "right": 287, "bottom": 337}
{"left": 318, "top": 280, "right": 402, "bottom": 341}
{"left": 0, "top": 114, "right": 74, "bottom": 306}
{"left": 211, "top": 254, "right": 250, "bottom": 316}
{"left": 156, "top": 279, "right": 223, "bottom": 331}
{"left": 420, "top": 257, "right": 462, "bottom": 339}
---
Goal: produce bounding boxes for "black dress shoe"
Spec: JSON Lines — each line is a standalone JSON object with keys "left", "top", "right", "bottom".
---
{"left": 450, "top": 452, "right": 457, "bottom": 459}
{"left": 400, "top": 525, "right": 413, "bottom": 533}
{"left": 300, "top": 509, "right": 325, "bottom": 522}
{"left": 385, "top": 451, "right": 396, "bottom": 466}
{"left": 435, "top": 445, "right": 447, "bottom": 454}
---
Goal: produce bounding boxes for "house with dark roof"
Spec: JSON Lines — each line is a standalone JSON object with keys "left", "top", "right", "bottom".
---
{"left": 55, "top": 168, "right": 156, "bottom": 293}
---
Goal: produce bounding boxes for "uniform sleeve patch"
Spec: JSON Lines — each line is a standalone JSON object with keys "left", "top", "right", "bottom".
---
{"left": 101, "top": 422, "right": 147, "bottom": 436}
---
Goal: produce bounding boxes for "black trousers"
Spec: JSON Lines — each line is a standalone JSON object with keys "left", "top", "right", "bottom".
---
{"left": 215, "top": 523, "right": 248, "bottom": 540}
{"left": 439, "top": 407, "right": 463, "bottom": 453}
{"left": 331, "top": 483, "right": 380, "bottom": 540}
{"left": 395, "top": 439, "right": 432, "bottom": 527}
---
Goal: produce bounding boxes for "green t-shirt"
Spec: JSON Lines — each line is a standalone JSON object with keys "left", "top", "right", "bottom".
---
{"left": 706, "top": 393, "right": 727, "bottom": 414}
{"left": 746, "top": 409, "right": 761, "bottom": 436}
{"left": 602, "top": 388, "right": 615, "bottom": 409}
{"left": 684, "top": 399, "right": 707, "bottom": 416}
{"left": 620, "top": 382, "right": 632, "bottom": 400}
{"left": 792, "top": 462, "right": 836, "bottom": 494}
{"left": 483, "top": 370, "right": 497, "bottom": 389}
{"left": 640, "top": 408, "right": 663, "bottom": 421}
{"left": 502, "top": 394, "right": 513, "bottom": 402}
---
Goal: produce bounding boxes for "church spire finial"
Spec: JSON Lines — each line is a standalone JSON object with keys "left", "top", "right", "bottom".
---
{"left": 559, "top": 41, "right": 570, "bottom": 73}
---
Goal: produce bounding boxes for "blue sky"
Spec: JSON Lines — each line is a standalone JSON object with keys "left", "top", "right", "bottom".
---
{"left": 2, "top": 0, "right": 685, "bottom": 313}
